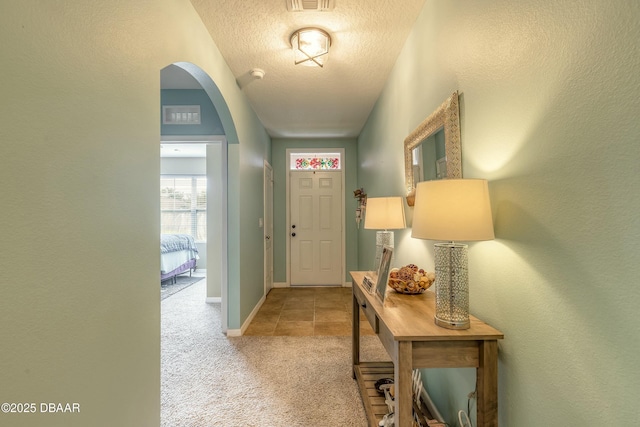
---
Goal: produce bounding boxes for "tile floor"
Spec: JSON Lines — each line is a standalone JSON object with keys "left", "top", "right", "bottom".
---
{"left": 244, "top": 286, "right": 376, "bottom": 336}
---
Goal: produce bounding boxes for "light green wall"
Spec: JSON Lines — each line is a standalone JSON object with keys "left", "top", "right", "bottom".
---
{"left": 238, "top": 115, "right": 272, "bottom": 324}
{"left": 227, "top": 143, "right": 242, "bottom": 327}
{"left": 206, "top": 144, "right": 223, "bottom": 299}
{"left": 358, "top": 0, "right": 640, "bottom": 425}
{"left": 271, "top": 138, "right": 358, "bottom": 284}
{"left": 0, "top": 1, "right": 269, "bottom": 425}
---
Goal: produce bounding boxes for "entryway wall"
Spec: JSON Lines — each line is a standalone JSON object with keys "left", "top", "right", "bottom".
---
{"left": 271, "top": 138, "right": 359, "bottom": 287}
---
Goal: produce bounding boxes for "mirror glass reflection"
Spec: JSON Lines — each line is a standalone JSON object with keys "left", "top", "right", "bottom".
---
{"left": 403, "top": 91, "right": 462, "bottom": 206}
{"left": 412, "top": 129, "right": 446, "bottom": 184}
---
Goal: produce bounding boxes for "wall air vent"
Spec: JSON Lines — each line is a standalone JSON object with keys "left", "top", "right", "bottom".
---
{"left": 162, "top": 105, "right": 201, "bottom": 125}
{"left": 286, "top": 0, "right": 335, "bottom": 12}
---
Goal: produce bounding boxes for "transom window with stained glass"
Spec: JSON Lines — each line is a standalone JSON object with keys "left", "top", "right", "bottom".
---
{"left": 289, "top": 152, "right": 341, "bottom": 170}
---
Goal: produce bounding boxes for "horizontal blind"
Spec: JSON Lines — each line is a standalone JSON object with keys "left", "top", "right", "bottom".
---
{"left": 160, "top": 176, "right": 207, "bottom": 241}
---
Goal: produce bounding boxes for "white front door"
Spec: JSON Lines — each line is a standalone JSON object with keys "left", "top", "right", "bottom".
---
{"left": 264, "top": 162, "right": 273, "bottom": 295}
{"left": 290, "top": 170, "right": 343, "bottom": 286}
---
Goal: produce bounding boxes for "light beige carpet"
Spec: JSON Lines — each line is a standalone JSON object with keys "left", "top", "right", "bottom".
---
{"left": 161, "top": 279, "right": 390, "bottom": 427}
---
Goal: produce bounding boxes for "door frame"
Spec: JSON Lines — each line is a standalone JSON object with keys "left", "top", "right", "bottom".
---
{"left": 160, "top": 135, "right": 228, "bottom": 332}
{"left": 285, "top": 148, "right": 345, "bottom": 287}
{"left": 263, "top": 160, "right": 273, "bottom": 295}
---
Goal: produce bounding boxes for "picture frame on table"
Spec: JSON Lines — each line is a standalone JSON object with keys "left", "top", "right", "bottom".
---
{"left": 375, "top": 245, "right": 393, "bottom": 303}
{"left": 362, "top": 275, "right": 375, "bottom": 293}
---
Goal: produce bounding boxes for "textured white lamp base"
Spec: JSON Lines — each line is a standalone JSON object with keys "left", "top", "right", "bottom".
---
{"left": 373, "top": 230, "right": 394, "bottom": 272}
{"left": 434, "top": 243, "right": 470, "bottom": 329}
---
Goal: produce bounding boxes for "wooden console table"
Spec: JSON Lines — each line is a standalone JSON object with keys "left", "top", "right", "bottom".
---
{"left": 351, "top": 271, "right": 504, "bottom": 427}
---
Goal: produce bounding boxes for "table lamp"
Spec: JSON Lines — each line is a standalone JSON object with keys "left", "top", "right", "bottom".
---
{"left": 411, "top": 179, "right": 494, "bottom": 329}
{"left": 364, "top": 197, "right": 406, "bottom": 272}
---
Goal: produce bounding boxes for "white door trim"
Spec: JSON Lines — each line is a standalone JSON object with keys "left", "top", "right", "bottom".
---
{"left": 285, "top": 148, "right": 345, "bottom": 287}
{"left": 220, "top": 140, "right": 228, "bottom": 333}
{"left": 205, "top": 141, "right": 228, "bottom": 333}
{"left": 263, "top": 160, "right": 273, "bottom": 296}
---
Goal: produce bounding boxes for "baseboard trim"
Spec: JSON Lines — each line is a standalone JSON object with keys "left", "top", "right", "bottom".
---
{"left": 206, "top": 297, "right": 221, "bottom": 303}
{"left": 273, "top": 282, "right": 351, "bottom": 288}
{"left": 226, "top": 294, "right": 266, "bottom": 337}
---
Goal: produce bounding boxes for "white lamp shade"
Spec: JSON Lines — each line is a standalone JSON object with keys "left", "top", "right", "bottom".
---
{"left": 364, "top": 197, "right": 406, "bottom": 230}
{"left": 411, "top": 179, "right": 494, "bottom": 241}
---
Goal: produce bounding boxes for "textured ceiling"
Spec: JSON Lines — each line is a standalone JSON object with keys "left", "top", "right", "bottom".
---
{"left": 188, "top": 0, "right": 426, "bottom": 138}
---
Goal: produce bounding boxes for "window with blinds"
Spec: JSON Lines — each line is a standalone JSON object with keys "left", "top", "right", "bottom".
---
{"left": 160, "top": 176, "right": 207, "bottom": 242}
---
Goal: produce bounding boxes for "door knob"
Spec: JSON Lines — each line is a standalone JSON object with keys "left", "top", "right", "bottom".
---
{"left": 292, "top": 224, "right": 296, "bottom": 229}
{"left": 291, "top": 232, "right": 296, "bottom": 237}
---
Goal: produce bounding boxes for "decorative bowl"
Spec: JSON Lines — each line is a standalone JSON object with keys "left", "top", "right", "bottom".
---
{"left": 388, "top": 264, "right": 435, "bottom": 294}
{"left": 388, "top": 277, "right": 433, "bottom": 294}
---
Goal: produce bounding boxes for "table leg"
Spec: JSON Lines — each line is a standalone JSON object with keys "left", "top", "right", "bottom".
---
{"left": 394, "top": 340, "right": 413, "bottom": 427}
{"left": 477, "top": 340, "right": 499, "bottom": 426}
{"left": 352, "top": 292, "right": 360, "bottom": 379}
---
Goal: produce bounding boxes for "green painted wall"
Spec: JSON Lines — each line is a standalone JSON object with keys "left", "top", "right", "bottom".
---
{"left": 206, "top": 144, "right": 223, "bottom": 299}
{"left": 357, "top": 0, "right": 640, "bottom": 425}
{"left": 271, "top": 138, "right": 358, "bottom": 284}
{"left": 238, "top": 114, "right": 272, "bottom": 325}
{"left": 0, "top": 1, "right": 269, "bottom": 425}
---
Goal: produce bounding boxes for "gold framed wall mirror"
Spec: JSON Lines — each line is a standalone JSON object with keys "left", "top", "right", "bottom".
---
{"left": 404, "top": 91, "right": 462, "bottom": 206}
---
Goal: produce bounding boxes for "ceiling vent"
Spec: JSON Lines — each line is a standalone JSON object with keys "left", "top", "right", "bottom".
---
{"left": 287, "top": 0, "right": 335, "bottom": 12}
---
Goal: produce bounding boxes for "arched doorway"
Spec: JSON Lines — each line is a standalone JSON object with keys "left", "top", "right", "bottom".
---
{"left": 160, "top": 62, "right": 237, "bottom": 332}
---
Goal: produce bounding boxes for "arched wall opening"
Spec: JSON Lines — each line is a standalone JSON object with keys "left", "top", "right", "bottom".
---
{"left": 160, "top": 62, "right": 240, "bottom": 332}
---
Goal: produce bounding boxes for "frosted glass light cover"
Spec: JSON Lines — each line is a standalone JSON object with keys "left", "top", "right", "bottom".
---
{"left": 291, "top": 28, "right": 331, "bottom": 67}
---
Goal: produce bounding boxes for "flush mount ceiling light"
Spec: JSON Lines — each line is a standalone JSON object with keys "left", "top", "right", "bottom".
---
{"left": 290, "top": 28, "right": 331, "bottom": 67}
